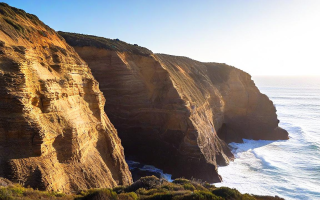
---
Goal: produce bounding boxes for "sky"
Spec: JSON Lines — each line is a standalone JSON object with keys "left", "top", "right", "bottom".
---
{"left": 2, "top": 0, "right": 320, "bottom": 76}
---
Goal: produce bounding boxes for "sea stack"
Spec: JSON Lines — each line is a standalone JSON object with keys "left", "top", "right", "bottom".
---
{"left": 59, "top": 32, "right": 289, "bottom": 182}
{"left": 0, "top": 3, "right": 132, "bottom": 192}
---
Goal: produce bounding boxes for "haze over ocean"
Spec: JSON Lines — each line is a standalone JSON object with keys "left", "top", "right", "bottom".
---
{"left": 216, "top": 76, "right": 320, "bottom": 200}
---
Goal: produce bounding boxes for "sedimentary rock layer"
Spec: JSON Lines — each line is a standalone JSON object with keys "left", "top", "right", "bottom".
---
{"left": 0, "top": 3, "right": 132, "bottom": 192}
{"left": 60, "top": 32, "right": 289, "bottom": 182}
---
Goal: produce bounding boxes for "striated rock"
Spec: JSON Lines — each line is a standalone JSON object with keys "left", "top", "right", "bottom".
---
{"left": 156, "top": 56, "right": 289, "bottom": 144}
{"left": 204, "top": 62, "right": 289, "bottom": 143}
{"left": 59, "top": 33, "right": 288, "bottom": 182}
{"left": 0, "top": 3, "right": 132, "bottom": 192}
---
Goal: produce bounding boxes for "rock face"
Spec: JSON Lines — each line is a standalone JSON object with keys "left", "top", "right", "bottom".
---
{"left": 0, "top": 3, "right": 132, "bottom": 192}
{"left": 60, "top": 32, "right": 289, "bottom": 183}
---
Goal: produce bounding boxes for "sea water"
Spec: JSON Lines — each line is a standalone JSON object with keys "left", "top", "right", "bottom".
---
{"left": 215, "top": 76, "right": 320, "bottom": 200}
{"left": 126, "top": 76, "right": 320, "bottom": 199}
{"left": 127, "top": 160, "right": 173, "bottom": 181}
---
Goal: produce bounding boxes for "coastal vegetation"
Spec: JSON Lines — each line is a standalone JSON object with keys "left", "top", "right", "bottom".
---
{"left": 0, "top": 176, "right": 284, "bottom": 200}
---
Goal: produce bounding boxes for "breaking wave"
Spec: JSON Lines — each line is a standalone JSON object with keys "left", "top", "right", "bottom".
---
{"left": 216, "top": 76, "right": 320, "bottom": 200}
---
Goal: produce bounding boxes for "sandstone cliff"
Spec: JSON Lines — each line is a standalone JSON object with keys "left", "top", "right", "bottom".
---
{"left": 0, "top": 3, "right": 132, "bottom": 192}
{"left": 60, "top": 32, "right": 289, "bottom": 183}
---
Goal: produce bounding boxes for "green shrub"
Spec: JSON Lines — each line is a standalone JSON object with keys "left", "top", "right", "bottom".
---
{"left": 211, "top": 187, "right": 242, "bottom": 199}
{"left": 0, "top": 3, "right": 16, "bottom": 19}
{"left": 38, "top": 30, "right": 47, "bottom": 37}
{"left": 0, "top": 3, "right": 43, "bottom": 26}
{"left": 161, "top": 183, "right": 184, "bottom": 191}
{"left": 135, "top": 188, "right": 147, "bottom": 195}
{"left": 125, "top": 176, "right": 160, "bottom": 192}
{"left": 79, "top": 188, "right": 118, "bottom": 200}
{"left": 241, "top": 193, "right": 257, "bottom": 200}
{"left": 147, "top": 192, "right": 173, "bottom": 200}
{"left": 26, "top": 13, "right": 39, "bottom": 25}
{"left": 51, "top": 191, "right": 66, "bottom": 197}
{"left": 176, "top": 190, "right": 222, "bottom": 200}
{"left": 113, "top": 185, "right": 127, "bottom": 194}
{"left": 12, "top": 45, "right": 26, "bottom": 54}
{"left": 253, "top": 195, "right": 285, "bottom": 200}
{"left": 119, "top": 192, "right": 138, "bottom": 200}
{"left": 191, "top": 183, "right": 208, "bottom": 191}
{"left": 0, "top": 184, "right": 73, "bottom": 199}
{"left": 4, "top": 18, "right": 25, "bottom": 33}
{"left": 193, "top": 190, "right": 222, "bottom": 200}
{"left": 173, "top": 178, "right": 190, "bottom": 185}
{"left": 10, "top": 184, "right": 24, "bottom": 196}
{"left": 136, "top": 188, "right": 167, "bottom": 196}
{"left": 183, "top": 183, "right": 195, "bottom": 191}
{"left": 0, "top": 188, "right": 14, "bottom": 200}
{"left": 203, "top": 182, "right": 216, "bottom": 190}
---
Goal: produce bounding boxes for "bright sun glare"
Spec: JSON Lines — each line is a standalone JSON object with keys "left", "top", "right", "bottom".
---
{"left": 161, "top": 0, "right": 320, "bottom": 76}
{"left": 221, "top": 0, "right": 320, "bottom": 76}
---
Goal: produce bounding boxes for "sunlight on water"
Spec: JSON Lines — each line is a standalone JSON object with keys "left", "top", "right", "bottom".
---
{"left": 215, "top": 76, "right": 320, "bottom": 200}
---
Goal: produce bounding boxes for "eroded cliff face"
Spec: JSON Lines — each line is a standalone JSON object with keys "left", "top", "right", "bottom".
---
{"left": 59, "top": 33, "right": 288, "bottom": 182}
{"left": 156, "top": 56, "right": 289, "bottom": 144}
{"left": 204, "top": 63, "right": 289, "bottom": 143}
{"left": 0, "top": 3, "right": 132, "bottom": 192}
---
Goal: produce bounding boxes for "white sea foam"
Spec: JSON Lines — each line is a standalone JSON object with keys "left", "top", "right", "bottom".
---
{"left": 127, "top": 77, "right": 320, "bottom": 199}
{"left": 216, "top": 76, "right": 320, "bottom": 200}
{"left": 127, "top": 161, "right": 173, "bottom": 182}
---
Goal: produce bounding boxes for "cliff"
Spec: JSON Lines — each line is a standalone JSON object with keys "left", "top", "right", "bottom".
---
{"left": 59, "top": 32, "right": 289, "bottom": 182}
{"left": 0, "top": 3, "right": 132, "bottom": 192}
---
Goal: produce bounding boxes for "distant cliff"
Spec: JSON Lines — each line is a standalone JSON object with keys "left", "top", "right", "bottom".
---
{"left": 59, "top": 32, "right": 289, "bottom": 182}
{"left": 0, "top": 3, "right": 132, "bottom": 192}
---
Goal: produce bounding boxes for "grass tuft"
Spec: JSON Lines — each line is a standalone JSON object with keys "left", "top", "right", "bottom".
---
{"left": 3, "top": 17, "right": 25, "bottom": 33}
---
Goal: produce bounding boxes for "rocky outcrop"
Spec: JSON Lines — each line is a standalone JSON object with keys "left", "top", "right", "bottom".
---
{"left": 203, "top": 62, "right": 289, "bottom": 143}
{"left": 60, "top": 32, "right": 288, "bottom": 183}
{"left": 0, "top": 3, "right": 132, "bottom": 192}
{"left": 156, "top": 56, "right": 289, "bottom": 144}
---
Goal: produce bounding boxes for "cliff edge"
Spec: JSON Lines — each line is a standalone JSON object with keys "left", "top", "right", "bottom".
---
{"left": 0, "top": 3, "right": 132, "bottom": 192}
{"left": 59, "top": 32, "right": 289, "bottom": 182}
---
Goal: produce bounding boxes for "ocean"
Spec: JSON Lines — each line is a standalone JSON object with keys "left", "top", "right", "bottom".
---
{"left": 215, "top": 76, "right": 320, "bottom": 200}
{"left": 127, "top": 76, "right": 320, "bottom": 200}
